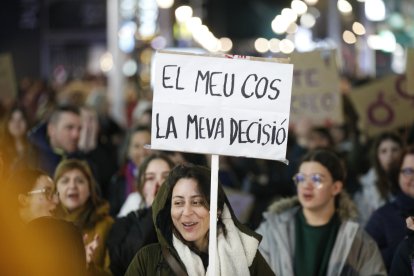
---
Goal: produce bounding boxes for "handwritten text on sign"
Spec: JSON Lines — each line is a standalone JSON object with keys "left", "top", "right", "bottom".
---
{"left": 151, "top": 52, "right": 294, "bottom": 162}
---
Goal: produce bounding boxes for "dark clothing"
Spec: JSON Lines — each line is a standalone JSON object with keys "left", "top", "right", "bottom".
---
{"left": 294, "top": 210, "right": 340, "bottom": 276}
{"left": 366, "top": 192, "right": 414, "bottom": 270}
{"left": 127, "top": 243, "right": 274, "bottom": 276}
{"left": 87, "top": 141, "right": 119, "bottom": 197}
{"left": 390, "top": 229, "right": 414, "bottom": 276}
{"left": 106, "top": 162, "right": 137, "bottom": 217}
{"left": 26, "top": 217, "right": 87, "bottom": 276}
{"left": 106, "top": 208, "right": 157, "bottom": 276}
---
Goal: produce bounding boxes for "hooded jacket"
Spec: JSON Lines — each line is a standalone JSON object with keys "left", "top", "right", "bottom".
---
{"left": 125, "top": 178, "right": 275, "bottom": 276}
{"left": 256, "top": 193, "right": 387, "bottom": 276}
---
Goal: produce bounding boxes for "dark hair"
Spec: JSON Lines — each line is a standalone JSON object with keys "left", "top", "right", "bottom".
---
{"left": 301, "top": 149, "right": 346, "bottom": 183}
{"left": 1, "top": 104, "right": 30, "bottom": 141}
{"left": 372, "top": 132, "right": 403, "bottom": 199}
{"left": 7, "top": 168, "right": 50, "bottom": 196}
{"left": 48, "top": 105, "right": 80, "bottom": 125}
{"left": 0, "top": 105, "right": 31, "bottom": 163}
{"left": 6, "top": 168, "right": 50, "bottom": 214}
{"left": 136, "top": 153, "right": 175, "bottom": 194}
{"left": 164, "top": 164, "right": 227, "bottom": 252}
{"left": 119, "top": 125, "right": 151, "bottom": 165}
{"left": 308, "top": 127, "right": 334, "bottom": 149}
{"left": 398, "top": 146, "right": 414, "bottom": 175}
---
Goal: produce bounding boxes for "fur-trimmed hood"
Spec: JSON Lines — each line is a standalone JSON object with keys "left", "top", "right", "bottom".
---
{"left": 266, "top": 191, "right": 358, "bottom": 221}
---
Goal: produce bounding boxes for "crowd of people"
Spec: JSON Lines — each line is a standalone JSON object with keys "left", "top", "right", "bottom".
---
{"left": 1, "top": 74, "right": 414, "bottom": 276}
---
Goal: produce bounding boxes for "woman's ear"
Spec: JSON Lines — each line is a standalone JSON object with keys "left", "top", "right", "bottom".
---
{"left": 332, "top": 181, "right": 343, "bottom": 196}
{"left": 18, "top": 194, "right": 28, "bottom": 207}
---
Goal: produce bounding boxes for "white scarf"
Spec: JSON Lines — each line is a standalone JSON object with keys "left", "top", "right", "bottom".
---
{"left": 172, "top": 204, "right": 259, "bottom": 276}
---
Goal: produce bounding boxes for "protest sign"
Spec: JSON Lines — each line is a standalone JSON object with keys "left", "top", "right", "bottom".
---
{"left": 289, "top": 50, "right": 343, "bottom": 127}
{"left": 151, "top": 51, "right": 294, "bottom": 163}
{"left": 0, "top": 53, "right": 17, "bottom": 101}
{"left": 349, "top": 75, "right": 414, "bottom": 136}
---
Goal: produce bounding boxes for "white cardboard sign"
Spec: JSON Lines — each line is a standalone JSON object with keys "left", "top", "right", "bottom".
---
{"left": 151, "top": 51, "right": 294, "bottom": 162}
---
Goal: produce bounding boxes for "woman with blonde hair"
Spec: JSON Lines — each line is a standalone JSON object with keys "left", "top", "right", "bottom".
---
{"left": 54, "top": 159, "right": 114, "bottom": 275}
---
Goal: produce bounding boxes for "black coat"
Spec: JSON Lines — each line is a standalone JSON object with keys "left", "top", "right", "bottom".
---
{"left": 390, "top": 229, "right": 414, "bottom": 276}
{"left": 106, "top": 208, "right": 157, "bottom": 276}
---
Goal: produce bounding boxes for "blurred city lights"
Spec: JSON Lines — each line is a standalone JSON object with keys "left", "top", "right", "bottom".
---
{"left": 367, "top": 35, "right": 383, "bottom": 50}
{"left": 388, "top": 13, "right": 405, "bottom": 30}
{"left": 156, "top": 0, "right": 174, "bottom": 9}
{"left": 255, "top": 38, "right": 269, "bottom": 53}
{"left": 100, "top": 52, "right": 113, "bottom": 72}
{"left": 279, "top": 39, "right": 295, "bottom": 54}
{"left": 286, "top": 22, "right": 299, "bottom": 34}
{"left": 294, "top": 27, "right": 315, "bottom": 52}
{"left": 300, "top": 13, "right": 316, "bottom": 28}
{"left": 151, "top": 36, "right": 167, "bottom": 49}
{"left": 391, "top": 43, "right": 405, "bottom": 73}
{"left": 291, "top": 0, "right": 308, "bottom": 15}
{"left": 120, "top": 0, "right": 137, "bottom": 18}
{"left": 379, "top": 30, "right": 396, "bottom": 52}
{"left": 365, "top": 0, "right": 386, "bottom": 21}
{"left": 337, "top": 0, "right": 353, "bottom": 15}
{"left": 269, "top": 38, "right": 280, "bottom": 53}
{"left": 352, "top": 22, "right": 366, "bottom": 35}
{"left": 271, "top": 16, "right": 289, "bottom": 34}
{"left": 343, "top": 30, "right": 357, "bottom": 44}
{"left": 118, "top": 21, "right": 137, "bottom": 53}
{"left": 307, "top": 7, "right": 320, "bottom": 18}
{"left": 122, "top": 59, "right": 138, "bottom": 76}
{"left": 185, "top": 17, "right": 202, "bottom": 33}
{"left": 175, "top": 6, "right": 193, "bottom": 23}
{"left": 281, "top": 8, "right": 298, "bottom": 23}
{"left": 219, "top": 37, "right": 233, "bottom": 52}
{"left": 304, "top": 0, "right": 318, "bottom": 6}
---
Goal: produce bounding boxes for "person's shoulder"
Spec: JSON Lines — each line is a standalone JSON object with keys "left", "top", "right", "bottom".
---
{"left": 134, "top": 243, "right": 163, "bottom": 261}
{"left": 263, "top": 197, "right": 299, "bottom": 222}
{"left": 27, "top": 217, "right": 79, "bottom": 233}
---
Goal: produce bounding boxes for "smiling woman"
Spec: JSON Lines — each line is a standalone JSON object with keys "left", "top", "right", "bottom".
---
{"left": 125, "top": 163, "right": 275, "bottom": 276}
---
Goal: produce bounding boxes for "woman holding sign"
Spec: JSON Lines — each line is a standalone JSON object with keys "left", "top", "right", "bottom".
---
{"left": 125, "top": 163, "right": 274, "bottom": 276}
{"left": 256, "top": 149, "right": 386, "bottom": 276}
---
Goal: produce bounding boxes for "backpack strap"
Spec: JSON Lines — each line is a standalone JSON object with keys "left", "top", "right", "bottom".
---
{"left": 161, "top": 246, "right": 188, "bottom": 276}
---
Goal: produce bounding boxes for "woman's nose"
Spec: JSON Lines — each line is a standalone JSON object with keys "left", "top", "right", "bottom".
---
{"left": 67, "top": 180, "right": 77, "bottom": 188}
{"left": 182, "top": 204, "right": 193, "bottom": 216}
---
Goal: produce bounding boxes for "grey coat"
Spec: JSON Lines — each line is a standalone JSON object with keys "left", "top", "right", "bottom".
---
{"left": 256, "top": 193, "right": 387, "bottom": 276}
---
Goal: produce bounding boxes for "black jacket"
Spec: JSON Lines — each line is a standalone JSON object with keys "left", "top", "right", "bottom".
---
{"left": 390, "top": 229, "right": 414, "bottom": 276}
{"left": 106, "top": 208, "right": 157, "bottom": 276}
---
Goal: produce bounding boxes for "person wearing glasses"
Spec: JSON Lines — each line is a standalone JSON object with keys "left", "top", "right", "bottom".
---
{"left": 256, "top": 149, "right": 386, "bottom": 276}
{"left": 54, "top": 159, "right": 114, "bottom": 276}
{"left": 366, "top": 146, "right": 414, "bottom": 271}
{"left": 4, "top": 168, "right": 87, "bottom": 276}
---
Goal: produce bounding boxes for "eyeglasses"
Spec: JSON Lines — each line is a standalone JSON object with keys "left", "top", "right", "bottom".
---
{"left": 292, "top": 173, "right": 326, "bottom": 189}
{"left": 27, "top": 187, "right": 59, "bottom": 201}
{"left": 401, "top": 168, "right": 414, "bottom": 177}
